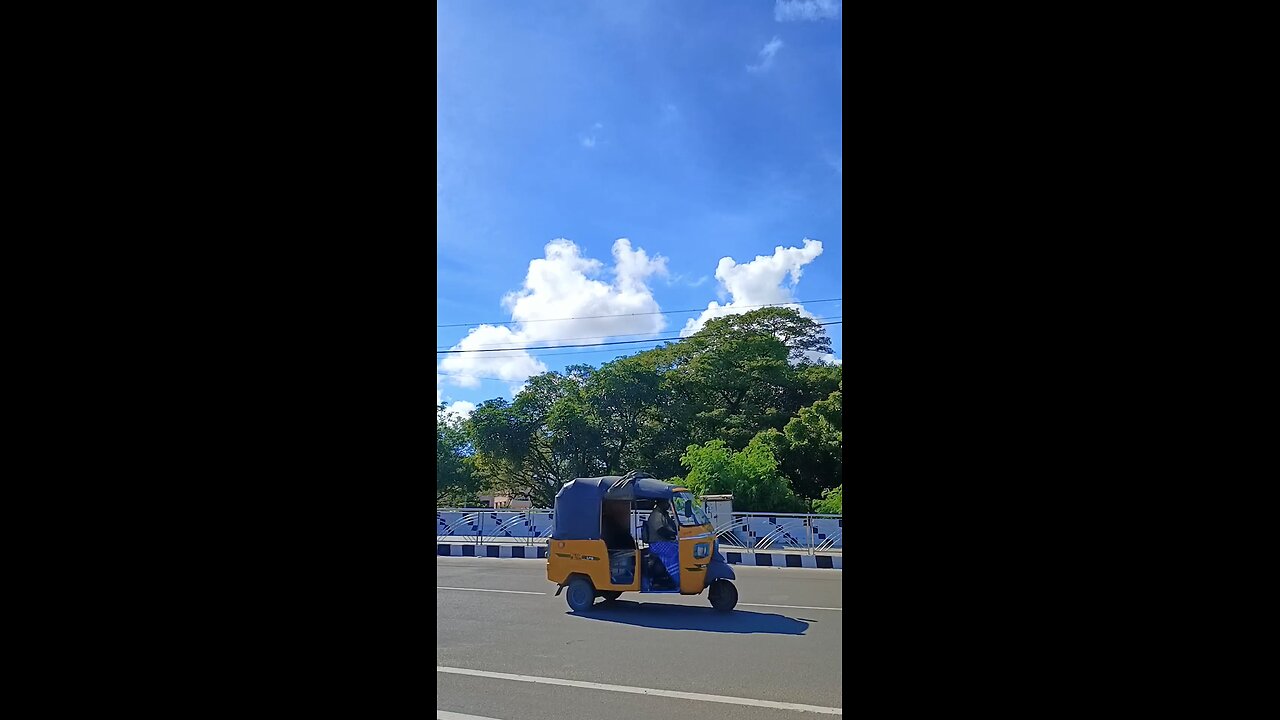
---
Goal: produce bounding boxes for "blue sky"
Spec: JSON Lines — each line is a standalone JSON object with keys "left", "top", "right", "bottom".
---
{"left": 437, "top": 0, "right": 842, "bottom": 416}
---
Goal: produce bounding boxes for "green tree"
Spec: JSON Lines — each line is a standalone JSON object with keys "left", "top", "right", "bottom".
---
{"left": 814, "top": 485, "right": 842, "bottom": 514}
{"left": 668, "top": 323, "right": 790, "bottom": 449}
{"left": 437, "top": 403, "right": 481, "bottom": 505}
{"left": 703, "top": 306, "right": 833, "bottom": 362}
{"left": 679, "top": 436, "right": 803, "bottom": 512}
{"left": 665, "top": 308, "right": 838, "bottom": 451}
{"left": 778, "top": 383, "right": 842, "bottom": 506}
{"left": 785, "top": 362, "right": 842, "bottom": 418}
{"left": 584, "top": 354, "right": 661, "bottom": 473}
{"left": 453, "top": 306, "right": 840, "bottom": 508}
{"left": 468, "top": 371, "right": 608, "bottom": 507}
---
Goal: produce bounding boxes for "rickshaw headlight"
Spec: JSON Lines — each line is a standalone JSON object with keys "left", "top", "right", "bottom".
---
{"left": 694, "top": 543, "right": 709, "bottom": 559}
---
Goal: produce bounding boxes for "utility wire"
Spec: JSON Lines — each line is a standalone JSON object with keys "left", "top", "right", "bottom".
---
{"left": 435, "top": 297, "right": 841, "bottom": 329}
{"left": 436, "top": 321, "right": 843, "bottom": 354}
{"left": 437, "top": 373, "right": 509, "bottom": 382}
{"left": 437, "top": 315, "right": 843, "bottom": 350}
{"left": 437, "top": 322, "right": 845, "bottom": 378}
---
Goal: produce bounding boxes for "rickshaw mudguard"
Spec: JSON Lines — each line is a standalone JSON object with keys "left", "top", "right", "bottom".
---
{"left": 705, "top": 558, "right": 735, "bottom": 586}
{"left": 705, "top": 544, "right": 735, "bottom": 587}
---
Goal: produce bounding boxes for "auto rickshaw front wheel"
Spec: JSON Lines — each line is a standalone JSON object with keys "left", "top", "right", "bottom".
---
{"left": 709, "top": 580, "right": 738, "bottom": 612}
{"left": 566, "top": 577, "right": 595, "bottom": 612}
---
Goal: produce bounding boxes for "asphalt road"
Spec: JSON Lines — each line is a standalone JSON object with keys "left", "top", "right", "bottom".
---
{"left": 436, "top": 557, "right": 843, "bottom": 719}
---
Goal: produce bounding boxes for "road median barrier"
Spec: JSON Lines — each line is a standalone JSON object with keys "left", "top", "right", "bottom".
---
{"left": 435, "top": 540, "right": 841, "bottom": 569}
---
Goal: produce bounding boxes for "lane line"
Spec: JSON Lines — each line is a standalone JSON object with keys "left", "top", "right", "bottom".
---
{"left": 437, "top": 586, "right": 546, "bottom": 595}
{"left": 436, "top": 587, "right": 840, "bottom": 610}
{"left": 740, "top": 602, "right": 842, "bottom": 611}
{"left": 438, "top": 712, "right": 504, "bottom": 720}
{"left": 437, "top": 666, "right": 842, "bottom": 715}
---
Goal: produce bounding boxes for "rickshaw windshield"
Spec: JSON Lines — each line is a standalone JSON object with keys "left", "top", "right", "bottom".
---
{"left": 672, "top": 493, "right": 710, "bottom": 527}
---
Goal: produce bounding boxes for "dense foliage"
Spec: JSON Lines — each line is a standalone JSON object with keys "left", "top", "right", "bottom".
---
{"left": 680, "top": 437, "right": 804, "bottom": 512}
{"left": 437, "top": 307, "right": 843, "bottom": 512}
{"left": 814, "top": 485, "right": 842, "bottom": 514}
{"left": 437, "top": 403, "right": 481, "bottom": 505}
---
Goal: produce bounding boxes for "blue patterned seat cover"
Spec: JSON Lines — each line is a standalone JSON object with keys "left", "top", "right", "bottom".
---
{"left": 649, "top": 541, "right": 680, "bottom": 585}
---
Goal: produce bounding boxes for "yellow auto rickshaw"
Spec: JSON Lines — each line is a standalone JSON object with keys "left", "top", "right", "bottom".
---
{"left": 547, "top": 471, "right": 738, "bottom": 612}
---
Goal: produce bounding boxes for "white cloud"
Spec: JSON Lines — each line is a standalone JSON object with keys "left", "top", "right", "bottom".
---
{"left": 503, "top": 238, "right": 667, "bottom": 343}
{"left": 581, "top": 135, "right": 597, "bottom": 149}
{"left": 775, "top": 0, "right": 840, "bottom": 22}
{"left": 444, "top": 400, "right": 476, "bottom": 420}
{"left": 438, "top": 238, "right": 669, "bottom": 396}
{"left": 803, "top": 351, "right": 841, "bottom": 365}
{"left": 747, "top": 37, "right": 784, "bottom": 72}
{"left": 437, "top": 324, "right": 550, "bottom": 389}
{"left": 681, "top": 238, "right": 824, "bottom": 336}
{"left": 689, "top": 275, "right": 710, "bottom": 287}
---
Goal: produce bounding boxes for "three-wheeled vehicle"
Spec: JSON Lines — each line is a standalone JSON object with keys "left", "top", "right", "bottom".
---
{"left": 547, "top": 471, "right": 738, "bottom": 612}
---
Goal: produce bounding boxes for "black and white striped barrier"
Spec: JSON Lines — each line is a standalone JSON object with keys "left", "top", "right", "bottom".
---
{"left": 435, "top": 543, "right": 841, "bottom": 569}
{"left": 722, "top": 551, "right": 842, "bottom": 569}
{"left": 437, "top": 544, "right": 548, "bottom": 558}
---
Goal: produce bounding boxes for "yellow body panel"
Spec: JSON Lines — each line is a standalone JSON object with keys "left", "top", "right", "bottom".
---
{"left": 546, "top": 539, "right": 640, "bottom": 591}
{"left": 678, "top": 523, "right": 715, "bottom": 594}
{"left": 677, "top": 524, "right": 711, "bottom": 540}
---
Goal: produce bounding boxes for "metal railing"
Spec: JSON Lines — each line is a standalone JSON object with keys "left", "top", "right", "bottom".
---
{"left": 435, "top": 509, "right": 555, "bottom": 546}
{"left": 437, "top": 508, "right": 842, "bottom": 554}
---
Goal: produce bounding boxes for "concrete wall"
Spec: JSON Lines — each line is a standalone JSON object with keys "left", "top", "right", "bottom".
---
{"left": 436, "top": 509, "right": 842, "bottom": 550}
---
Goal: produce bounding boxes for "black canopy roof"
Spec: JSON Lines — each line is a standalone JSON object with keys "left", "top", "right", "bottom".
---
{"left": 552, "top": 472, "right": 681, "bottom": 539}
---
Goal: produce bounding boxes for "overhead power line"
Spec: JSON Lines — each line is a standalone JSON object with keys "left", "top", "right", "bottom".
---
{"left": 446, "top": 343, "right": 685, "bottom": 363}
{"left": 437, "top": 373, "right": 509, "bottom": 382}
{"left": 435, "top": 297, "right": 841, "bottom": 329}
{"left": 437, "top": 314, "right": 843, "bottom": 350}
{"left": 520, "top": 346, "right": 668, "bottom": 359}
{"left": 435, "top": 321, "right": 843, "bottom": 354}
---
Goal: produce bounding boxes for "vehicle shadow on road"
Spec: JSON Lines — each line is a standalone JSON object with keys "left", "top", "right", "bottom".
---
{"left": 568, "top": 600, "right": 810, "bottom": 634}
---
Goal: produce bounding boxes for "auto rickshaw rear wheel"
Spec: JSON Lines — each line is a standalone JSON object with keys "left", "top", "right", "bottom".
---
{"left": 566, "top": 577, "right": 595, "bottom": 612}
{"left": 709, "top": 580, "right": 738, "bottom": 612}
{"left": 599, "top": 591, "right": 621, "bottom": 602}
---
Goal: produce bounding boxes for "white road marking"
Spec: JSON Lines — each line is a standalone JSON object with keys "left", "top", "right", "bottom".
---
{"left": 437, "top": 712, "right": 505, "bottom": 720}
{"left": 437, "top": 586, "right": 546, "bottom": 595}
{"left": 436, "top": 666, "right": 842, "bottom": 715}
{"left": 436, "top": 587, "right": 840, "bottom": 609}
{"left": 740, "top": 602, "right": 842, "bottom": 611}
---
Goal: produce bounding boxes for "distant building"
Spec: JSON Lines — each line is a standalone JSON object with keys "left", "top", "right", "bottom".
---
{"left": 701, "top": 494, "right": 734, "bottom": 530}
{"left": 476, "top": 492, "right": 532, "bottom": 509}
